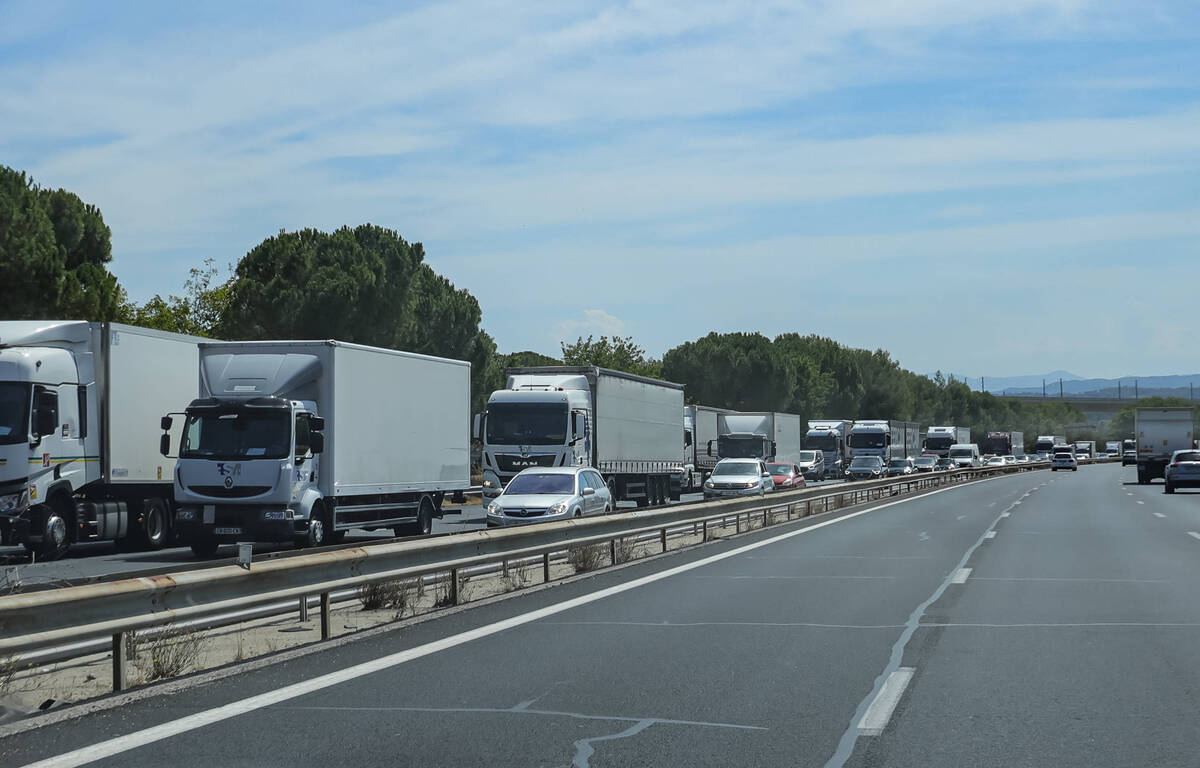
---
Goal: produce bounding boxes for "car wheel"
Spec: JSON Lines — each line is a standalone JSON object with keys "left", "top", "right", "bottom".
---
{"left": 1165, "top": 483, "right": 1175, "bottom": 494}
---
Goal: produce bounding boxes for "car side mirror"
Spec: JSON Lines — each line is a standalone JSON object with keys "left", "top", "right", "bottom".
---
{"left": 762, "top": 472, "right": 771, "bottom": 478}
{"left": 582, "top": 487, "right": 595, "bottom": 496}
{"left": 310, "top": 432, "right": 325, "bottom": 454}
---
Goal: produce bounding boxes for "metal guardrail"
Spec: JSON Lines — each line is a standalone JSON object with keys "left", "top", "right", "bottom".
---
{"left": 0, "top": 460, "right": 1090, "bottom": 691}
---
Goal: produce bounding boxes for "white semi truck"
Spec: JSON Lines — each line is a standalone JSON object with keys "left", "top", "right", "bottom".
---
{"left": 476, "top": 366, "right": 684, "bottom": 506}
{"left": 805, "top": 420, "right": 852, "bottom": 478}
{"left": 1135, "top": 407, "right": 1193, "bottom": 485}
{"left": 1034, "top": 435, "right": 1066, "bottom": 456}
{"left": 922, "top": 426, "right": 971, "bottom": 458}
{"left": 848, "top": 420, "right": 921, "bottom": 462}
{"left": 0, "top": 321, "right": 205, "bottom": 559}
{"left": 711, "top": 411, "right": 803, "bottom": 464}
{"left": 675, "top": 404, "right": 733, "bottom": 494}
{"left": 164, "top": 340, "right": 470, "bottom": 556}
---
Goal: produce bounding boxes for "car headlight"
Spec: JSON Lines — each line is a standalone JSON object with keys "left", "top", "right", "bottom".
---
{"left": 704, "top": 480, "right": 715, "bottom": 488}
{"left": 548, "top": 501, "right": 568, "bottom": 515}
{"left": 487, "top": 502, "right": 504, "bottom": 516}
{"left": 744, "top": 481, "right": 758, "bottom": 489}
{"left": 0, "top": 489, "right": 29, "bottom": 514}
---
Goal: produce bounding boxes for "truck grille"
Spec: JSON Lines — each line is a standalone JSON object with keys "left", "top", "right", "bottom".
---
{"left": 186, "top": 485, "right": 273, "bottom": 499}
{"left": 495, "top": 454, "right": 557, "bottom": 472}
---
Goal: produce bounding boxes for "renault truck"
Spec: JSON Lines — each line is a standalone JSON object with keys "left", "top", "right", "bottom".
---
{"left": 0, "top": 321, "right": 206, "bottom": 560}
{"left": 476, "top": 366, "right": 684, "bottom": 506}
{"left": 806, "top": 420, "right": 852, "bottom": 478}
{"left": 712, "top": 412, "right": 803, "bottom": 464}
{"left": 164, "top": 340, "right": 471, "bottom": 556}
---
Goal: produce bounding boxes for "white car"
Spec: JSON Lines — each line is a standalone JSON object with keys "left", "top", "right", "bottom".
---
{"left": 1051, "top": 453, "right": 1078, "bottom": 471}
{"left": 704, "top": 458, "right": 773, "bottom": 499}
{"left": 984, "top": 456, "right": 1006, "bottom": 467}
{"left": 1002, "top": 455, "right": 1017, "bottom": 466}
{"left": 1164, "top": 450, "right": 1200, "bottom": 494}
{"left": 486, "top": 466, "right": 613, "bottom": 527}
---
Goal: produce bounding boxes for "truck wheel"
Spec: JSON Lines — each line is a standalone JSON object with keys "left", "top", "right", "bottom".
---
{"left": 396, "top": 497, "right": 434, "bottom": 537}
{"left": 139, "top": 498, "right": 170, "bottom": 551}
{"left": 1137, "top": 469, "right": 1148, "bottom": 485}
{"left": 1165, "top": 482, "right": 1175, "bottom": 494}
{"left": 26, "top": 498, "right": 71, "bottom": 562}
{"left": 190, "top": 540, "right": 219, "bottom": 557}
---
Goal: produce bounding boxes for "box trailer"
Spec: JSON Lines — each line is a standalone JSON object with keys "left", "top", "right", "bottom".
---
{"left": 1135, "top": 408, "right": 1194, "bottom": 484}
{"left": 165, "top": 340, "right": 471, "bottom": 556}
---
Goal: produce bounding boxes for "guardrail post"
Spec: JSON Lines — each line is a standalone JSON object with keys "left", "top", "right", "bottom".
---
{"left": 702, "top": 519, "right": 708, "bottom": 540}
{"left": 762, "top": 508, "right": 768, "bottom": 528}
{"left": 112, "top": 632, "right": 126, "bottom": 692}
{"left": 449, "top": 568, "right": 460, "bottom": 605}
{"left": 609, "top": 539, "right": 617, "bottom": 565}
{"left": 543, "top": 551, "right": 551, "bottom": 583}
{"left": 660, "top": 527, "right": 667, "bottom": 552}
{"left": 320, "top": 592, "right": 331, "bottom": 640}
{"left": 736, "top": 514, "right": 741, "bottom": 534}
{"left": 298, "top": 594, "right": 309, "bottom": 622}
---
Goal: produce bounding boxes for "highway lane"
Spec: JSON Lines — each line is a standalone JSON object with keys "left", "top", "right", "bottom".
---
{"left": 1, "top": 469, "right": 1047, "bottom": 767}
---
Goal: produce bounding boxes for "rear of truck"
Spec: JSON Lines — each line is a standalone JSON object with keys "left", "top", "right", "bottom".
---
{"left": 1136, "top": 408, "right": 1194, "bottom": 484}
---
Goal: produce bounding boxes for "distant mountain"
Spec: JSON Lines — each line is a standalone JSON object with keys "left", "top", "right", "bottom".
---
{"left": 933, "top": 371, "right": 1200, "bottom": 398}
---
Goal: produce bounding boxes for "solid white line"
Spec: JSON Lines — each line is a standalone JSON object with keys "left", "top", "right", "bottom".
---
{"left": 951, "top": 568, "right": 972, "bottom": 584}
{"left": 1000, "top": 512, "right": 1010, "bottom": 518}
{"left": 1153, "top": 512, "right": 1166, "bottom": 519}
{"left": 20, "top": 474, "right": 1001, "bottom": 768}
{"left": 1188, "top": 532, "right": 1200, "bottom": 541}
{"left": 984, "top": 531, "right": 996, "bottom": 539}
{"left": 1126, "top": 493, "right": 1134, "bottom": 497}
{"left": 857, "top": 667, "right": 915, "bottom": 736}
{"left": 1137, "top": 501, "right": 1145, "bottom": 505}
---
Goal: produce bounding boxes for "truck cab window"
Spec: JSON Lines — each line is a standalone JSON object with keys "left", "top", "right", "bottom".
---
{"left": 295, "top": 413, "right": 312, "bottom": 457}
{"left": 33, "top": 387, "right": 59, "bottom": 438}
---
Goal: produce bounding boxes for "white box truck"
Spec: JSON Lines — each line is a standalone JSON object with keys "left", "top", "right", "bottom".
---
{"left": 922, "top": 426, "right": 971, "bottom": 458}
{"left": 164, "top": 340, "right": 471, "bottom": 556}
{"left": 806, "top": 420, "right": 852, "bottom": 478}
{"left": 0, "top": 321, "right": 206, "bottom": 559}
{"left": 1135, "top": 408, "right": 1194, "bottom": 484}
{"left": 849, "top": 420, "right": 920, "bottom": 462}
{"left": 1073, "top": 440, "right": 1096, "bottom": 460}
{"left": 1034, "top": 435, "right": 1066, "bottom": 457}
{"left": 712, "top": 412, "right": 803, "bottom": 464}
{"left": 475, "top": 366, "right": 684, "bottom": 506}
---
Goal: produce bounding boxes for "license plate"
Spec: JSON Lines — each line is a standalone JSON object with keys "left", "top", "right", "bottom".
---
{"left": 213, "top": 527, "right": 243, "bottom": 535}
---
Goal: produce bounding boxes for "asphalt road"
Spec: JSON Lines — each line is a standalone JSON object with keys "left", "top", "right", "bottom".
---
{"left": 8, "top": 464, "right": 1181, "bottom": 767}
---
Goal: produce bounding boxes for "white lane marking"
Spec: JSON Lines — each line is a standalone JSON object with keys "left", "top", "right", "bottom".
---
{"left": 956, "top": 515, "right": 966, "bottom": 521}
{"left": 1126, "top": 493, "right": 1134, "bottom": 497}
{"left": 951, "top": 568, "right": 972, "bottom": 584}
{"left": 1188, "top": 532, "right": 1200, "bottom": 541}
{"left": 1012, "top": 501, "right": 1021, "bottom": 506}
{"left": 984, "top": 531, "right": 996, "bottom": 539}
{"left": 1000, "top": 512, "right": 1011, "bottom": 518}
{"left": 1137, "top": 501, "right": 1145, "bottom": 505}
{"left": 19, "top": 472, "right": 1005, "bottom": 768}
{"left": 987, "top": 502, "right": 997, "bottom": 508}
{"left": 857, "top": 667, "right": 915, "bottom": 737}
{"left": 1153, "top": 512, "right": 1166, "bottom": 519}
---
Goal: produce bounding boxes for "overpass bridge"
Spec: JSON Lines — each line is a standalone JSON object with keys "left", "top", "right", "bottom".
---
{"left": 1000, "top": 393, "right": 1194, "bottom": 433}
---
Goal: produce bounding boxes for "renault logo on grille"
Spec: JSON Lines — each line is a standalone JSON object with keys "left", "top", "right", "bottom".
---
{"left": 223, "top": 476, "right": 234, "bottom": 489}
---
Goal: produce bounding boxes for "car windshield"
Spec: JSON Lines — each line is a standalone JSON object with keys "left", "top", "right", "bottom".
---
{"left": 887, "top": 460, "right": 908, "bottom": 468}
{"left": 766, "top": 463, "right": 793, "bottom": 475}
{"left": 949, "top": 448, "right": 974, "bottom": 458}
{"left": 715, "top": 462, "right": 761, "bottom": 476}
{"left": 1175, "top": 452, "right": 1200, "bottom": 462}
{"left": 797, "top": 451, "right": 817, "bottom": 462}
{"left": 0, "top": 382, "right": 31, "bottom": 445}
{"left": 504, "top": 473, "right": 576, "bottom": 495}
{"left": 181, "top": 408, "right": 291, "bottom": 460}
{"left": 486, "top": 402, "right": 568, "bottom": 446}
{"left": 850, "top": 457, "right": 882, "bottom": 468}
{"left": 915, "top": 458, "right": 936, "bottom": 465}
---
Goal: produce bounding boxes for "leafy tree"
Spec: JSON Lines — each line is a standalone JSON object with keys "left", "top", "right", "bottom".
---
{"left": 560, "top": 335, "right": 661, "bottom": 378}
{"left": 0, "top": 166, "right": 123, "bottom": 320}
{"left": 122, "top": 258, "right": 233, "bottom": 337}
{"left": 662, "top": 332, "right": 793, "bottom": 411}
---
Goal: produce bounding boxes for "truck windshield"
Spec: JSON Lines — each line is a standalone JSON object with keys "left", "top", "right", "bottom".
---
{"left": 849, "top": 433, "right": 885, "bottom": 449}
{"left": 718, "top": 435, "right": 765, "bottom": 459}
{"left": 486, "top": 402, "right": 568, "bottom": 446}
{"left": 806, "top": 434, "right": 837, "bottom": 452}
{"left": 0, "top": 382, "right": 31, "bottom": 445}
{"left": 924, "top": 436, "right": 954, "bottom": 450}
{"left": 1035, "top": 440, "right": 1054, "bottom": 452}
{"left": 181, "top": 409, "right": 291, "bottom": 460}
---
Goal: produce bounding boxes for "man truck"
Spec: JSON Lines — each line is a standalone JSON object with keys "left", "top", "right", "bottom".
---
{"left": 711, "top": 412, "right": 803, "bottom": 464}
{"left": 476, "top": 366, "right": 684, "bottom": 506}
{"left": 806, "top": 419, "right": 852, "bottom": 479}
{"left": 164, "top": 340, "right": 471, "bottom": 556}
{"left": 0, "top": 321, "right": 206, "bottom": 560}
{"left": 1135, "top": 408, "right": 1194, "bottom": 485}
{"left": 923, "top": 426, "right": 971, "bottom": 458}
{"left": 848, "top": 420, "right": 920, "bottom": 462}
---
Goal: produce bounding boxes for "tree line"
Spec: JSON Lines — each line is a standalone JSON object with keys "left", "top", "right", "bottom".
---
{"left": 1, "top": 165, "right": 1086, "bottom": 443}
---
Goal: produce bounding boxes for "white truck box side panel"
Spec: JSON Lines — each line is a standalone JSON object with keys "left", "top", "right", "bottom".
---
{"left": 1136, "top": 410, "right": 1193, "bottom": 459}
{"left": 773, "top": 413, "right": 803, "bottom": 461}
{"left": 330, "top": 344, "right": 470, "bottom": 494}
{"left": 595, "top": 374, "right": 683, "bottom": 463}
{"left": 104, "top": 326, "right": 202, "bottom": 483}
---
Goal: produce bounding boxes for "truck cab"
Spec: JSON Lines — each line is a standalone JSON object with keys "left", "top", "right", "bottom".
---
{"left": 169, "top": 395, "right": 327, "bottom": 554}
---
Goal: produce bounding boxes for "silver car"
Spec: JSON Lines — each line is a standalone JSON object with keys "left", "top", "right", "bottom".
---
{"left": 486, "top": 466, "right": 612, "bottom": 527}
{"left": 704, "top": 458, "right": 773, "bottom": 499}
{"left": 1164, "top": 450, "right": 1200, "bottom": 494}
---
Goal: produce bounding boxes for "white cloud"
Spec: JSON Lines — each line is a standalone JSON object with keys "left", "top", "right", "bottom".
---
{"left": 555, "top": 309, "right": 626, "bottom": 347}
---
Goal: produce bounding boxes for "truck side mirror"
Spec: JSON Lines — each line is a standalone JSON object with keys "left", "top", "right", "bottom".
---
{"left": 159, "top": 433, "right": 172, "bottom": 457}
{"left": 706, "top": 440, "right": 713, "bottom": 457}
{"left": 472, "top": 413, "right": 482, "bottom": 441}
{"left": 309, "top": 416, "right": 326, "bottom": 431}
{"left": 684, "top": 431, "right": 693, "bottom": 447}
{"left": 310, "top": 433, "right": 325, "bottom": 454}
{"left": 160, "top": 415, "right": 173, "bottom": 431}
{"left": 573, "top": 411, "right": 585, "bottom": 439}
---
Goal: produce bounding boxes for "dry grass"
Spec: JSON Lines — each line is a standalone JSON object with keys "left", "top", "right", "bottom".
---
{"left": 567, "top": 543, "right": 606, "bottom": 572}
{"left": 358, "top": 580, "right": 412, "bottom": 614}
{"left": 612, "top": 537, "right": 636, "bottom": 565}
{"left": 143, "top": 626, "right": 206, "bottom": 681}
{"left": 433, "top": 571, "right": 474, "bottom": 607}
{"left": 502, "top": 561, "right": 536, "bottom": 592}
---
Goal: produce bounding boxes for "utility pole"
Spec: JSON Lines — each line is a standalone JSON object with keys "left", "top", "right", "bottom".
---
{"left": 1042, "top": 379, "right": 1046, "bottom": 399}
{"left": 981, "top": 376, "right": 985, "bottom": 393}
{"left": 1135, "top": 379, "right": 1139, "bottom": 399}
{"left": 1118, "top": 380, "right": 1121, "bottom": 400}
{"left": 1060, "top": 378, "right": 1064, "bottom": 398}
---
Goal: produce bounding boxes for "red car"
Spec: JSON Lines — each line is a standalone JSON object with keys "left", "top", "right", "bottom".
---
{"left": 767, "top": 462, "right": 807, "bottom": 490}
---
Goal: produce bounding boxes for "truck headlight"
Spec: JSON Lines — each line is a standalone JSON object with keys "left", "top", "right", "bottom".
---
{"left": 0, "top": 490, "right": 29, "bottom": 514}
{"left": 486, "top": 502, "right": 504, "bottom": 516}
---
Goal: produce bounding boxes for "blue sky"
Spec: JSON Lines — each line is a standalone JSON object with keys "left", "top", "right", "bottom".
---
{"left": 2, "top": 0, "right": 1198, "bottom": 378}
